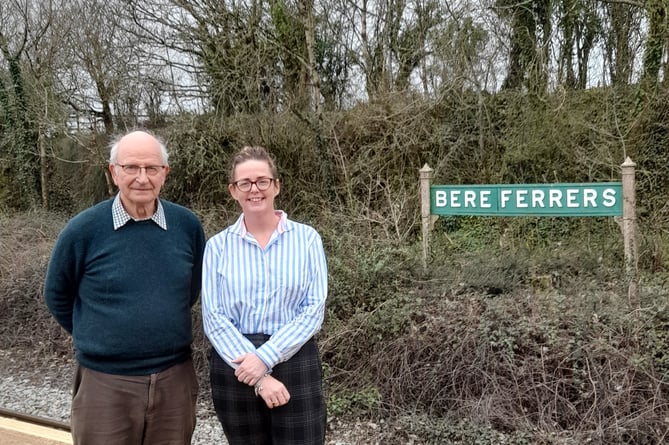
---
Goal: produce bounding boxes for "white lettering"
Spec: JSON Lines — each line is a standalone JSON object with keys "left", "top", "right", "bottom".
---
{"left": 602, "top": 188, "right": 616, "bottom": 207}
{"left": 549, "top": 189, "right": 563, "bottom": 207}
{"left": 450, "top": 190, "right": 462, "bottom": 207}
{"left": 435, "top": 190, "right": 447, "bottom": 207}
{"left": 464, "top": 190, "right": 477, "bottom": 207}
{"left": 435, "top": 185, "right": 620, "bottom": 213}
{"left": 566, "top": 189, "right": 579, "bottom": 207}
{"left": 516, "top": 190, "right": 529, "bottom": 208}
{"left": 480, "top": 190, "right": 492, "bottom": 208}
{"left": 583, "top": 189, "right": 597, "bottom": 207}
{"left": 531, "top": 190, "right": 545, "bottom": 208}
{"left": 500, "top": 190, "right": 512, "bottom": 208}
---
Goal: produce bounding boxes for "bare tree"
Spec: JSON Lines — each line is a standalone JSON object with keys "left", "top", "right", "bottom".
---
{"left": 313, "top": 1, "right": 354, "bottom": 110}
{"left": 55, "top": 0, "right": 157, "bottom": 195}
{"left": 0, "top": 0, "right": 71, "bottom": 209}
{"left": 124, "top": 0, "right": 280, "bottom": 115}
{"left": 601, "top": 0, "right": 642, "bottom": 85}
{"left": 23, "top": 0, "right": 72, "bottom": 208}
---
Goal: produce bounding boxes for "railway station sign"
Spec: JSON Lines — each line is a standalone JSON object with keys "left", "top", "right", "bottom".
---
{"left": 430, "top": 183, "right": 623, "bottom": 217}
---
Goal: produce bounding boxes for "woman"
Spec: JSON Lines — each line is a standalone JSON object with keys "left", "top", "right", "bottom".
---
{"left": 202, "top": 145, "right": 328, "bottom": 445}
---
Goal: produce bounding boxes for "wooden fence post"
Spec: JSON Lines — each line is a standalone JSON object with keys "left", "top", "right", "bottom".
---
{"left": 621, "top": 157, "right": 639, "bottom": 308}
{"left": 420, "top": 164, "right": 433, "bottom": 271}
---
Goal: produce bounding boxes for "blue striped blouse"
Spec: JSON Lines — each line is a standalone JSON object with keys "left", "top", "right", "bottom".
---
{"left": 201, "top": 211, "right": 328, "bottom": 370}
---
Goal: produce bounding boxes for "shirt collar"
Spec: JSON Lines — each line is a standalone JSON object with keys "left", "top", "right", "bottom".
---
{"left": 234, "top": 211, "right": 287, "bottom": 237}
{"left": 112, "top": 194, "right": 167, "bottom": 230}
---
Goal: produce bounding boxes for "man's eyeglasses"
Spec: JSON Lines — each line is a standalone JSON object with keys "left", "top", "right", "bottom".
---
{"left": 116, "top": 164, "right": 165, "bottom": 176}
{"left": 232, "top": 177, "right": 275, "bottom": 192}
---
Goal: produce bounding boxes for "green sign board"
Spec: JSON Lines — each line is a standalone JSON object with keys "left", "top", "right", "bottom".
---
{"left": 431, "top": 183, "right": 623, "bottom": 216}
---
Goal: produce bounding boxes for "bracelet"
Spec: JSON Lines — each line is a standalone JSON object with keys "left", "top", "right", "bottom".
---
{"left": 254, "top": 372, "right": 271, "bottom": 397}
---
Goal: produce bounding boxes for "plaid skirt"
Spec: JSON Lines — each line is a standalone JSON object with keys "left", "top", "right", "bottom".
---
{"left": 209, "top": 334, "right": 326, "bottom": 445}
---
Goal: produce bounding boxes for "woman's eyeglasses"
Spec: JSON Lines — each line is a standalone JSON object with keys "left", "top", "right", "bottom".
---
{"left": 232, "top": 177, "right": 275, "bottom": 192}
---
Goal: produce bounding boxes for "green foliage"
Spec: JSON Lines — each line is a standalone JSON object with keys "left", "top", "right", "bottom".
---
{"left": 399, "top": 415, "right": 533, "bottom": 445}
{"left": 45, "top": 133, "right": 111, "bottom": 213}
{"left": 323, "top": 223, "right": 416, "bottom": 318}
{"left": 431, "top": 216, "right": 501, "bottom": 252}
{"left": 642, "top": 0, "right": 667, "bottom": 85}
{"left": 314, "top": 31, "right": 349, "bottom": 111}
{"left": 160, "top": 115, "right": 237, "bottom": 207}
{"left": 0, "top": 163, "right": 12, "bottom": 211}
{"left": 327, "top": 385, "right": 381, "bottom": 418}
{"left": 34, "top": 84, "right": 669, "bottom": 262}
{"left": 268, "top": 0, "right": 308, "bottom": 106}
{"left": 457, "top": 250, "right": 529, "bottom": 296}
{"left": 632, "top": 89, "right": 669, "bottom": 212}
{"left": 635, "top": 299, "right": 669, "bottom": 378}
{"left": 492, "top": 87, "right": 637, "bottom": 185}
{"left": 0, "top": 58, "right": 40, "bottom": 209}
{"left": 160, "top": 112, "right": 337, "bottom": 219}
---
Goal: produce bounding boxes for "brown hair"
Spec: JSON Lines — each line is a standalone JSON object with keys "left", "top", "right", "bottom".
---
{"left": 228, "top": 145, "right": 279, "bottom": 183}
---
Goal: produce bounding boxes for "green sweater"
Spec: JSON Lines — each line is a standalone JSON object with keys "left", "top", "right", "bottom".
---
{"left": 44, "top": 199, "right": 205, "bottom": 375}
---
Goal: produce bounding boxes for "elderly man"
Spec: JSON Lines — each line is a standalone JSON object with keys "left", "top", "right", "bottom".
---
{"left": 44, "top": 130, "right": 205, "bottom": 445}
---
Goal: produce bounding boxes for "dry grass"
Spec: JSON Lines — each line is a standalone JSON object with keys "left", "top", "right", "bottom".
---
{"left": 0, "top": 211, "right": 71, "bottom": 357}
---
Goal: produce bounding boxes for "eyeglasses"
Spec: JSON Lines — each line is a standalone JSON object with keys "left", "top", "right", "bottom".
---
{"left": 116, "top": 164, "right": 165, "bottom": 176}
{"left": 232, "top": 177, "right": 275, "bottom": 192}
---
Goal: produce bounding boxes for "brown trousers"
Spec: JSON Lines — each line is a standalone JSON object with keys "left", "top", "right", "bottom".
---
{"left": 70, "top": 359, "right": 198, "bottom": 445}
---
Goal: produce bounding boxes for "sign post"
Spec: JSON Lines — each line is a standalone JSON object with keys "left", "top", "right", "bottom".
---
{"left": 420, "top": 159, "right": 639, "bottom": 306}
{"left": 620, "top": 157, "right": 638, "bottom": 307}
{"left": 420, "top": 164, "right": 434, "bottom": 271}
